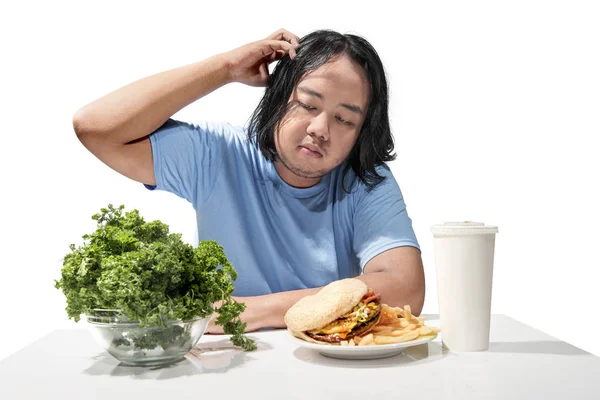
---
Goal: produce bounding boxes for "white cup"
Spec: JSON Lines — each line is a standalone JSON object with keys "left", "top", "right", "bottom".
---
{"left": 431, "top": 221, "right": 499, "bottom": 352}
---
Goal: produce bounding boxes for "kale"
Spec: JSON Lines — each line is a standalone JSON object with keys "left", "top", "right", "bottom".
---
{"left": 55, "top": 204, "right": 256, "bottom": 351}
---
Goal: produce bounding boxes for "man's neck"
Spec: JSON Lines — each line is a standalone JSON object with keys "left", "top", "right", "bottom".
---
{"left": 273, "top": 161, "right": 321, "bottom": 188}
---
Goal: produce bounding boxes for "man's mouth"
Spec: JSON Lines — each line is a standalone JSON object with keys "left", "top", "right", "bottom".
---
{"left": 299, "top": 144, "right": 323, "bottom": 158}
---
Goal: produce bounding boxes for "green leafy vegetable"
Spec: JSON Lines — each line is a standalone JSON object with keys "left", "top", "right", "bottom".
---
{"left": 55, "top": 204, "right": 256, "bottom": 351}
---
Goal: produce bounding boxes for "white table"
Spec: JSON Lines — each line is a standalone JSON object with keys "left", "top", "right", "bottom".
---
{"left": 1, "top": 314, "right": 599, "bottom": 399}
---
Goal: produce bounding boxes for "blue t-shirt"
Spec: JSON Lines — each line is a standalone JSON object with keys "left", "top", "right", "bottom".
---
{"left": 146, "top": 119, "right": 420, "bottom": 296}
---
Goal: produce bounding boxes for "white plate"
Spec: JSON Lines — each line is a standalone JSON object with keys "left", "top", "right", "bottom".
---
{"left": 288, "top": 333, "right": 437, "bottom": 360}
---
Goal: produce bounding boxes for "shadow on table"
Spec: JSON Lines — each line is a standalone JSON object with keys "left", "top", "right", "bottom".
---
{"left": 83, "top": 336, "right": 272, "bottom": 379}
{"left": 487, "top": 341, "right": 590, "bottom": 356}
{"left": 293, "top": 341, "right": 449, "bottom": 369}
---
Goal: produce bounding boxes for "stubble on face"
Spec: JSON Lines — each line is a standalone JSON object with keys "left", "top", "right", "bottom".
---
{"left": 274, "top": 116, "right": 331, "bottom": 182}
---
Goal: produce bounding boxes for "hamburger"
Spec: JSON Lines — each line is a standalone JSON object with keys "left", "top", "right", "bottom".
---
{"left": 284, "top": 279, "right": 382, "bottom": 344}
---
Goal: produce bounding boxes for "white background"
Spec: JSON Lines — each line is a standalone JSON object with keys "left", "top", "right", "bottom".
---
{"left": 1, "top": 0, "right": 598, "bottom": 360}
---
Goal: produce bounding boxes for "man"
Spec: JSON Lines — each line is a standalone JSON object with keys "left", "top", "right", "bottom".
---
{"left": 73, "top": 28, "right": 425, "bottom": 333}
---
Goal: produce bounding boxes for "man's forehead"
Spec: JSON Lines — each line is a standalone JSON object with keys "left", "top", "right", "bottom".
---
{"left": 295, "top": 74, "right": 369, "bottom": 111}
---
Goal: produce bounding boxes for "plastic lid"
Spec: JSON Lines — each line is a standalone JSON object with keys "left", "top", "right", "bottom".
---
{"left": 431, "top": 221, "right": 499, "bottom": 236}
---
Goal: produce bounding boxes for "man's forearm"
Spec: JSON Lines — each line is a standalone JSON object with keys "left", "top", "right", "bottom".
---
{"left": 236, "top": 271, "right": 424, "bottom": 332}
{"left": 73, "top": 54, "right": 232, "bottom": 146}
{"left": 234, "top": 287, "right": 322, "bottom": 331}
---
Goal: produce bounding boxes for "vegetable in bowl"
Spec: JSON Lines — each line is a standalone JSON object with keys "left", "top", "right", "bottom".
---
{"left": 54, "top": 204, "right": 256, "bottom": 353}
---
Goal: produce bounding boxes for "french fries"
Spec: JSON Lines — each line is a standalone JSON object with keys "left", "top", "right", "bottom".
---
{"left": 358, "top": 333, "right": 374, "bottom": 346}
{"left": 343, "top": 303, "right": 440, "bottom": 347}
{"left": 374, "top": 330, "right": 419, "bottom": 345}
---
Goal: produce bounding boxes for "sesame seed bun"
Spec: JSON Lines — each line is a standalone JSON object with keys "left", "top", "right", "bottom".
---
{"left": 284, "top": 278, "right": 368, "bottom": 332}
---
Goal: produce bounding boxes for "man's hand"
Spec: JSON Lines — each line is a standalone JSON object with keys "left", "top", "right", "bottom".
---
{"left": 205, "top": 296, "right": 279, "bottom": 334}
{"left": 223, "top": 28, "right": 300, "bottom": 87}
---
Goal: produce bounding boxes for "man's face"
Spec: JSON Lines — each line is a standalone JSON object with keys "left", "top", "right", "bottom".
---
{"left": 273, "top": 55, "right": 369, "bottom": 188}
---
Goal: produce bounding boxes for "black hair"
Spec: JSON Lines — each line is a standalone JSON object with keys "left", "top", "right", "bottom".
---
{"left": 247, "top": 29, "right": 396, "bottom": 190}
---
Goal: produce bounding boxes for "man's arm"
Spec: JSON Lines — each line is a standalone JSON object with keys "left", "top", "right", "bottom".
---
{"left": 207, "top": 246, "right": 425, "bottom": 333}
{"left": 73, "top": 54, "right": 233, "bottom": 186}
{"left": 72, "top": 29, "right": 299, "bottom": 186}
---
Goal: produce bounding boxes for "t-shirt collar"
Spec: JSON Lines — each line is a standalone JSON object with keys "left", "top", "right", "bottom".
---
{"left": 266, "top": 161, "right": 330, "bottom": 198}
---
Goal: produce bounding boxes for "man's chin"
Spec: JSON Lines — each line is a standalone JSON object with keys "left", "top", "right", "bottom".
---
{"left": 288, "top": 165, "right": 328, "bottom": 181}
{"left": 276, "top": 158, "right": 327, "bottom": 180}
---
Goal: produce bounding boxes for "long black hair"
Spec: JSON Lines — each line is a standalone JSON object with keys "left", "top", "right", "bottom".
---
{"left": 247, "top": 29, "right": 396, "bottom": 190}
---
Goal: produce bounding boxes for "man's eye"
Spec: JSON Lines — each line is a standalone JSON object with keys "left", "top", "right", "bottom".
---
{"left": 298, "top": 102, "right": 316, "bottom": 111}
{"left": 336, "top": 116, "right": 352, "bottom": 126}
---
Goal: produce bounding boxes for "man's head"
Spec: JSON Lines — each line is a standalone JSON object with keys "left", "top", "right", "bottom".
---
{"left": 248, "top": 29, "right": 396, "bottom": 190}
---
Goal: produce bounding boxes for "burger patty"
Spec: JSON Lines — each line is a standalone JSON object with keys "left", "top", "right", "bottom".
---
{"left": 307, "top": 311, "right": 382, "bottom": 343}
{"left": 305, "top": 292, "right": 382, "bottom": 343}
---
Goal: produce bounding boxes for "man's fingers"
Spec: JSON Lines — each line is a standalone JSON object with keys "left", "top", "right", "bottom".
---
{"left": 259, "top": 62, "right": 269, "bottom": 81}
{"left": 279, "top": 31, "right": 300, "bottom": 48}
{"left": 268, "top": 28, "right": 300, "bottom": 44}
{"left": 267, "top": 29, "right": 300, "bottom": 53}
{"left": 269, "top": 49, "right": 290, "bottom": 61}
{"left": 261, "top": 40, "right": 296, "bottom": 59}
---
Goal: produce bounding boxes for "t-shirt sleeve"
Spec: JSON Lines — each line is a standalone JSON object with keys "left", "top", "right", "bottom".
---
{"left": 353, "top": 165, "right": 420, "bottom": 272}
{"left": 144, "top": 118, "right": 233, "bottom": 205}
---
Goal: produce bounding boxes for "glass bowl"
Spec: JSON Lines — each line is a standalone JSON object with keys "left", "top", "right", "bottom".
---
{"left": 85, "top": 309, "right": 210, "bottom": 366}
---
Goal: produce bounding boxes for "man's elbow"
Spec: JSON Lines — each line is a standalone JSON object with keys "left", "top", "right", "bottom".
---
{"left": 72, "top": 107, "right": 97, "bottom": 140}
{"left": 72, "top": 106, "right": 116, "bottom": 141}
{"left": 72, "top": 107, "right": 92, "bottom": 145}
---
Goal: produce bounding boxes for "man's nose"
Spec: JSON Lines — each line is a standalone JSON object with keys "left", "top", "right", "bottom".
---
{"left": 307, "top": 112, "right": 330, "bottom": 141}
